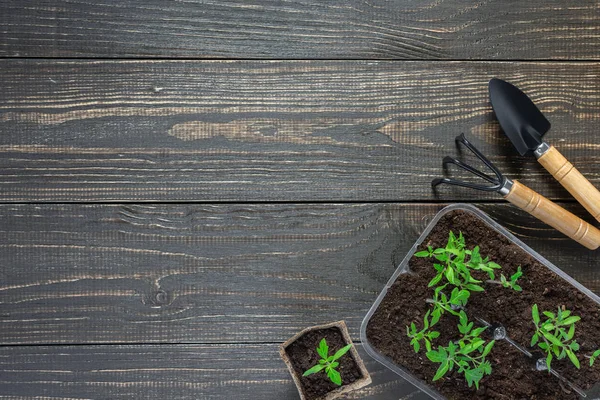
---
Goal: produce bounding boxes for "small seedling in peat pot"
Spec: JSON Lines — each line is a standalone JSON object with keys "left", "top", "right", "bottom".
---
{"left": 531, "top": 304, "right": 581, "bottom": 370}
{"left": 486, "top": 266, "right": 523, "bottom": 292}
{"left": 426, "top": 311, "right": 495, "bottom": 389}
{"left": 303, "top": 338, "right": 353, "bottom": 385}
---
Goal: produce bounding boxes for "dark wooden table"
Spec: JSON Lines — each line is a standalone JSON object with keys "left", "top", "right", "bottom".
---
{"left": 0, "top": 1, "right": 599, "bottom": 399}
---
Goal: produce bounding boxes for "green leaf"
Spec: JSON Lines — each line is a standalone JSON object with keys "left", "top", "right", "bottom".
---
{"left": 303, "top": 364, "right": 326, "bottom": 376}
{"left": 470, "top": 338, "right": 485, "bottom": 351}
{"left": 428, "top": 331, "right": 440, "bottom": 339}
{"left": 433, "top": 263, "right": 444, "bottom": 272}
{"left": 543, "top": 323, "right": 555, "bottom": 331}
{"left": 531, "top": 333, "right": 539, "bottom": 347}
{"left": 465, "top": 284, "right": 485, "bottom": 292}
{"left": 422, "top": 310, "right": 430, "bottom": 330}
{"left": 317, "top": 339, "right": 329, "bottom": 359}
{"left": 511, "top": 266, "right": 523, "bottom": 282}
{"left": 433, "top": 361, "right": 450, "bottom": 381}
{"left": 590, "top": 349, "right": 600, "bottom": 366}
{"left": 488, "top": 262, "right": 502, "bottom": 270}
{"left": 543, "top": 311, "right": 555, "bottom": 319}
{"left": 482, "top": 341, "right": 495, "bottom": 357}
{"left": 466, "top": 322, "right": 474, "bottom": 334}
{"left": 513, "top": 284, "right": 522, "bottom": 292}
{"left": 461, "top": 344, "right": 474, "bottom": 355}
{"left": 330, "top": 361, "right": 339, "bottom": 368}
{"left": 445, "top": 268, "right": 455, "bottom": 285}
{"left": 471, "top": 327, "right": 487, "bottom": 337}
{"left": 327, "top": 368, "right": 342, "bottom": 385}
{"left": 532, "top": 304, "right": 540, "bottom": 325}
{"left": 411, "top": 321, "right": 417, "bottom": 331}
{"left": 546, "top": 353, "right": 553, "bottom": 370}
{"left": 414, "top": 250, "right": 431, "bottom": 257}
{"left": 453, "top": 290, "right": 470, "bottom": 305}
{"left": 570, "top": 341, "right": 580, "bottom": 351}
{"left": 428, "top": 273, "right": 443, "bottom": 287}
{"left": 464, "top": 367, "right": 483, "bottom": 389}
{"left": 552, "top": 345, "right": 560, "bottom": 357}
{"left": 434, "top": 254, "right": 448, "bottom": 262}
{"left": 470, "top": 246, "right": 481, "bottom": 262}
{"left": 483, "top": 361, "right": 492, "bottom": 375}
{"left": 447, "top": 342, "right": 456, "bottom": 357}
{"left": 458, "top": 232, "right": 465, "bottom": 246}
{"left": 560, "top": 316, "right": 581, "bottom": 326}
{"left": 448, "top": 231, "right": 456, "bottom": 245}
{"left": 543, "top": 333, "right": 563, "bottom": 347}
{"left": 430, "top": 308, "right": 442, "bottom": 326}
{"left": 426, "top": 350, "right": 445, "bottom": 362}
{"left": 566, "top": 324, "right": 575, "bottom": 340}
{"left": 446, "top": 248, "right": 460, "bottom": 257}
{"left": 434, "top": 284, "right": 447, "bottom": 297}
{"left": 412, "top": 341, "right": 420, "bottom": 353}
{"left": 566, "top": 349, "right": 580, "bottom": 369}
{"left": 330, "top": 344, "right": 353, "bottom": 362}
{"left": 425, "top": 339, "right": 432, "bottom": 352}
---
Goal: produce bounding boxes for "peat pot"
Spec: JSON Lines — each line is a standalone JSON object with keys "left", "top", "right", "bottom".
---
{"left": 280, "top": 320, "right": 372, "bottom": 400}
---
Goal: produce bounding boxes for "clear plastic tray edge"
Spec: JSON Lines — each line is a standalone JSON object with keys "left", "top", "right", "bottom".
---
{"left": 359, "top": 203, "right": 600, "bottom": 400}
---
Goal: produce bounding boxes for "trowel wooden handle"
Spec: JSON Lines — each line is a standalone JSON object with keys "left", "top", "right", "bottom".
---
{"left": 504, "top": 180, "right": 600, "bottom": 250}
{"left": 538, "top": 145, "right": 600, "bottom": 223}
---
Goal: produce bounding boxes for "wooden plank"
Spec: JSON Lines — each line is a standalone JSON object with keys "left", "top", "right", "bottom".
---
{"left": 0, "top": 203, "right": 597, "bottom": 345}
{"left": 0, "top": 1, "right": 598, "bottom": 60}
{"left": 0, "top": 344, "right": 422, "bottom": 400}
{"left": 1, "top": 60, "right": 599, "bottom": 202}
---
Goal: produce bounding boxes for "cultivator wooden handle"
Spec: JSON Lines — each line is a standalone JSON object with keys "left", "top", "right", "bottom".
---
{"left": 434, "top": 134, "right": 600, "bottom": 250}
{"left": 537, "top": 145, "right": 600, "bottom": 223}
{"left": 504, "top": 180, "right": 600, "bottom": 250}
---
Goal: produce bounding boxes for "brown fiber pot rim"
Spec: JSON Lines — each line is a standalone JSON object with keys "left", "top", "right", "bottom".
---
{"left": 279, "top": 320, "right": 372, "bottom": 400}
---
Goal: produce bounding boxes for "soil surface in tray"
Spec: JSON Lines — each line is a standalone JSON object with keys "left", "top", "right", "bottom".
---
{"left": 284, "top": 327, "right": 364, "bottom": 400}
{"left": 366, "top": 210, "right": 600, "bottom": 399}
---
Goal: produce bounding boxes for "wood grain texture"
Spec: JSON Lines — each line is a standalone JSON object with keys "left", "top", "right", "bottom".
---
{"left": 1, "top": 60, "right": 599, "bottom": 202}
{"left": 0, "top": 202, "right": 597, "bottom": 345}
{"left": 504, "top": 180, "right": 600, "bottom": 250}
{"left": 538, "top": 145, "right": 600, "bottom": 222}
{"left": 0, "top": 0, "right": 598, "bottom": 60}
{"left": 0, "top": 344, "right": 423, "bottom": 400}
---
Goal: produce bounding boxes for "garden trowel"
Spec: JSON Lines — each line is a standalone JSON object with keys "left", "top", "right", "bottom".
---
{"left": 489, "top": 78, "right": 600, "bottom": 223}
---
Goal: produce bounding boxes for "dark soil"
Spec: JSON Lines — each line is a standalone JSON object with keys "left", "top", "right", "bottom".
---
{"left": 284, "top": 327, "right": 364, "bottom": 400}
{"left": 366, "top": 210, "right": 600, "bottom": 399}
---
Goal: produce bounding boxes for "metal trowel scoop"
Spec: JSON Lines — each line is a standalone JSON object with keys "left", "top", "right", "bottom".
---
{"left": 489, "top": 78, "right": 600, "bottom": 223}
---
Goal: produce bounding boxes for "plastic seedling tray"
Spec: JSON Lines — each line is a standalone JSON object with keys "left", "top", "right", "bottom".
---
{"left": 360, "top": 204, "right": 600, "bottom": 400}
